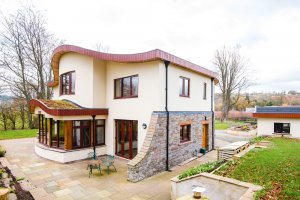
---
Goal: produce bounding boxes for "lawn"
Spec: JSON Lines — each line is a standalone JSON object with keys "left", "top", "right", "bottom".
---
{"left": 214, "top": 137, "right": 300, "bottom": 199}
{"left": 0, "top": 129, "right": 37, "bottom": 140}
{"left": 215, "top": 120, "right": 230, "bottom": 130}
{"left": 215, "top": 120, "right": 245, "bottom": 130}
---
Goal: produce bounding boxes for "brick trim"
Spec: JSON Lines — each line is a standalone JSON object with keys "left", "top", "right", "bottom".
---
{"left": 202, "top": 120, "right": 209, "bottom": 124}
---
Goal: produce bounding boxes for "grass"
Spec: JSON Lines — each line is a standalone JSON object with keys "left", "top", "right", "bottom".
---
{"left": 214, "top": 137, "right": 300, "bottom": 199}
{"left": 178, "top": 160, "right": 225, "bottom": 180}
{"left": 0, "top": 129, "right": 37, "bottom": 140}
{"left": 215, "top": 120, "right": 245, "bottom": 130}
{"left": 215, "top": 120, "right": 230, "bottom": 130}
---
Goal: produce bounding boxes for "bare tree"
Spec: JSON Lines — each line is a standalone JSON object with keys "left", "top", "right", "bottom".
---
{"left": 15, "top": 98, "right": 27, "bottom": 129}
{"left": 213, "top": 46, "right": 251, "bottom": 121}
{"left": 7, "top": 101, "right": 17, "bottom": 130}
{"left": 0, "top": 7, "right": 61, "bottom": 128}
{"left": 93, "top": 43, "right": 110, "bottom": 53}
{"left": 0, "top": 102, "right": 9, "bottom": 130}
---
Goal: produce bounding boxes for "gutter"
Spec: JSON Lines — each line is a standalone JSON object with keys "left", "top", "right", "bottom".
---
{"left": 211, "top": 78, "right": 215, "bottom": 150}
{"left": 164, "top": 60, "right": 170, "bottom": 171}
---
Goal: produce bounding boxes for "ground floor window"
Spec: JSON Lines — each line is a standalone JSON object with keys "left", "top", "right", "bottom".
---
{"left": 72, "top": 120, "right": 91, "bottom": 148}
{"left": 50, "top": 120, "right": 65, "bottom": 148}
{"left": 274, "top": 123, "right": 290, "bottom": 133}
{"left": 38, "top": 114, "right": 48, "bottom": 145}
{"left": 95, "top": 119, "right": 105, "bottom": 145}
{"left": 115, "top": 120, "right": 138, "bottom": 159}
{"left": 38, "top": 115, "right": 65, "bottom": 148}
{"left": 38, "top": 117, "right": 105, "bottom": 150}
{"left": 180, "top": 124, "right": 191, "bottom": 143}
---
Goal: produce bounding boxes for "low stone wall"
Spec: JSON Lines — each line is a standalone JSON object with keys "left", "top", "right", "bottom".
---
{"left": 127, "top": 111, "right": 212, "bottom": 182}
{"left": 171, "top": 172, "right": 262, "bottom": 200}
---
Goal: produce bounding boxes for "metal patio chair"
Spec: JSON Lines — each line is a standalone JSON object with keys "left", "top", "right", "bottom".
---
{"left": 87, "top": 152, "right": 101, "bottom": 178}
{"left": 99, "top": 155, "right": 117, "bottom": 174}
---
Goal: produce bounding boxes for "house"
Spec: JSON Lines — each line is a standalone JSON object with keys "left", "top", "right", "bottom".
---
{"left": 253, "top": 106, "right": 300, "bottom": 138}
{"left": 29, "top": 45, "right": 218, "bottom": 182}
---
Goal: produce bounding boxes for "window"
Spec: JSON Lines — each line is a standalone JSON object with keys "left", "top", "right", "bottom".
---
{"left": 38, "top": 114, "right": 48, "bottom": 145}
{"left": 72, "top": 120, "right": 91, "bottom": 148}
{"left": 203, "top": 82, "right": 207, "bottom": 100}
{"left": 179, "top": 76, "right": 190, "bottom": 97}
{"left": 180, "top": 124, "right": 191, "bottom": 143}
{"left": 60, "top": 71, "right": 75, "bottom": 95}
{"left": 274, "top": 123, "right": 290, "bottom": 133}
{"left": 114, "top": 75, "right": 139, "bottom": 98}
{"left": 50, "top": 120, "right": 64, "bottom": 149}
{"left": 95, "top": 120, "right": 105, "bottom": 145}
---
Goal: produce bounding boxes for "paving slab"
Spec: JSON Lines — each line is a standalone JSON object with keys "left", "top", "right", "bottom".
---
{"left": 0, "top": 138, "right": 221, "bottom": 200}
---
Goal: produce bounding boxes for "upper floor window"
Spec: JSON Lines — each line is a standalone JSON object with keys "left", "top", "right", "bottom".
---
{"left": 179, "top": 76, "right": 190, "bottom": 97}
{"left": 203, "top": 82, "right": 207, "bottom": 100}
{"left": 60, "top": 71, "right": 75, "bottom": 95}
{"left": 180, "top": 124, "right": 191, "bottom": 143}
{"left": 114, "top": 75, "right": 138, "bottom": 99}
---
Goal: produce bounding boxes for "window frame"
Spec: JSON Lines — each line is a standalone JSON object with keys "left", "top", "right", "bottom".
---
{"left": 60, "top": 71, "right": 75, "bottom": 95}
{"left": 274, "top": 123, "right": 290, "bottom": 134}
{"left": 114, "top": 74, "right": 139, "bottom": 99}
{"left": 95, "top": 119, "right": 105, "bottom": 146}
{"left": 72, "top": 120, "right": 91, "bottom": 149}
{"left": 50, "top": 120, "right": 65, "bottom": 149}
{"left": 179, "top": 76, "right": 190, "bottom": 97}
{"left": 180, "top": 124, "right": 191, "bottom": 143}
{"left": 203, "top": 82, "right": 207, "bottom": 100}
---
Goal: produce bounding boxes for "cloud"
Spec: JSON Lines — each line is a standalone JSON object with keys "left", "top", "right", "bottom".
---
{"left": 1, "top": 0, "right": 300, "bottom": 92}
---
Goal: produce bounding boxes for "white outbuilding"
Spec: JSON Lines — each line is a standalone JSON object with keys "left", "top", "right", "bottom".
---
{"left": 253, "top": 106, "right": 300, "bottom": 138}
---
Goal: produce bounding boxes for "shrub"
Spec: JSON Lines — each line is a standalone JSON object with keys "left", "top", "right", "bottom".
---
{"left": 178, "top": 160, "right": 225, "bottom": 180}
{"left": 0, "top": 147, "right": 6, "bottom": 157}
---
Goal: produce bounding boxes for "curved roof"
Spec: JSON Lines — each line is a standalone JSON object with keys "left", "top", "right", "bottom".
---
{"left": 49, "top": 44, "right": 219, "bottom": 87}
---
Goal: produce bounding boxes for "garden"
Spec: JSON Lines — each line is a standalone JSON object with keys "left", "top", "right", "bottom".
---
{"left": 176, "top": 137, "right": 300, "bottom": 199}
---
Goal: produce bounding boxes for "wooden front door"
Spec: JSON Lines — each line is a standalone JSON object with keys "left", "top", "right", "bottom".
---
{"left": 115, "top": 120, "right": 138, "bottom": 159}
{"left": 202, "top": 123, "right": 209, "bottom": 149}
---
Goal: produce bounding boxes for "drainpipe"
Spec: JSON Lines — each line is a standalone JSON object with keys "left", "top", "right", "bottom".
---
{"left": 211, "top": 78, "right": 215, "bottom": 150}
{"left": 92, "top": 115, "right": 96, "bottom": 158}
{"left": 164, "top": 60, "right": 170, "bottom": 171}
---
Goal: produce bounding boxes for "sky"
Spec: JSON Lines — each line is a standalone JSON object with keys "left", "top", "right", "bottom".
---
{"left": 0, "top": 0, "right": 300, "bottom": 93}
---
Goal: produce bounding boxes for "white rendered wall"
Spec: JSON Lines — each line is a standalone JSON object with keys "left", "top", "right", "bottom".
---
{"left": 257, "top": 118, "right": 300, "bottom": 138}
{"left": 163, "top": 63, "right": 213, "bottom": 111}
{"left": 93, "top": 59, "right": 107, "bottom": 108}
{"left": 35, "top": 142, "right": 107, "bottom": 163}
{"left": 53, "top": 53, "right": 94, "bottom": 108}
{"left": 105, "top": 61, "right": 161, "bottom": 155}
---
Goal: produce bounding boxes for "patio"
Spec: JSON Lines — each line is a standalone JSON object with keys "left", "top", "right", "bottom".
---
{"left": 0, "top": 138, "right": 226, "bottom": 200}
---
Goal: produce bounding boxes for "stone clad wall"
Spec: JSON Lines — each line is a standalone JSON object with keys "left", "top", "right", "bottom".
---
{"left": 127, "top": 111, "right": 213, "bottom": 182}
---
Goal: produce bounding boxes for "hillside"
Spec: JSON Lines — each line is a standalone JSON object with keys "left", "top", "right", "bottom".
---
{"left": 215, "top": 91, "right": 300, "bottom": 111}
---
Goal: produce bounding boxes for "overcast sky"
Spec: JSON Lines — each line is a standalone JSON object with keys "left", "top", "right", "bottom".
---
{"left": 1, "top": 0, "right": 300, "bottom": 92}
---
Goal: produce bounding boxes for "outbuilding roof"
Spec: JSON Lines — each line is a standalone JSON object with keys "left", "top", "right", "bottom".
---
{"left": 48, "top": 45, "right": 219, "bottom": 87}
{"left": 253, "top": 106, "right": 300, "bottom": 118}
{"left": 256, "top": 106, "right": 300, "bottom": 114}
